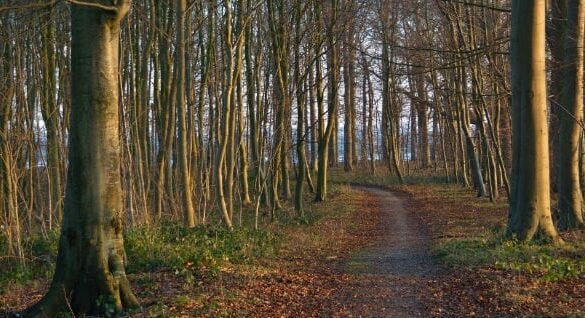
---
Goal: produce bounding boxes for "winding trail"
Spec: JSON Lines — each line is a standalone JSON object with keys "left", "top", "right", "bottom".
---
{"left": 336, "top": 186, "right": 440, "bottom": 317}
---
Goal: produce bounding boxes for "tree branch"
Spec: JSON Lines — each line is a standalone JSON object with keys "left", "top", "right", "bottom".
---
{"left": 66, "top": 0, "right": 118, "bottom": 13}
{"left": 0, "top": 0, "right": 58, "bottom": 13}
{"left": 439, "top": 0, "right": 511, "bottom": 13}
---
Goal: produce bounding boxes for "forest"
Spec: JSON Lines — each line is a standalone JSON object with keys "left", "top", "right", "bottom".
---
{"left": 0, "top": 0, "right": 584, "bottom": 317}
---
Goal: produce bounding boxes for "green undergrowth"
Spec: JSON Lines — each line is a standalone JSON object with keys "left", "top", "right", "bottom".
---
{"left": 0, "top": 230, "right": 59, "bottom": 291}
{"left": 0, "top": 223, "right": 278, "bottom": 292}
{"left": 125, "top": 222, "right": 278, "bottom": 274}
{"left": 435, "top": 229, "right": 585, "bottom": 281}
{"left": 332, "top": 169, "right": 585, "bottom": 283}
{"left": 0, "top": 184, "right": 355, "bottom": 293}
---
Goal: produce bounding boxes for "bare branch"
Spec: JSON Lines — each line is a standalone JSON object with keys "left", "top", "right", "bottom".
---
{"left": 0, "top": 0, "right": 58, "bottom": 13}
{"left": 66, "top": 0, "right": 118, "bottom": 12}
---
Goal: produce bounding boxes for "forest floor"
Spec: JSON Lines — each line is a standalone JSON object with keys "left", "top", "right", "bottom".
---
{"left": 333, "top": 186, "right": 439, "bottom": 317}
{"left": 394, "top": 182, "right": 585, "bottom": 317}
{"left": 2, "top": 173, "right": 585, "bottom": 317}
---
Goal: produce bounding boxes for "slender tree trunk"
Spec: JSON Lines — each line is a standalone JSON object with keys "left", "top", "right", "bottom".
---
{"left": 217, "top": 0, "right": 236, "bottom": 228}
{"left": 316, "top": 0, "right": 338, "bottom": 202}
{"left": 40, "top": 8, "right": 63, "bottom": 225}
{"left": 176, "top": 0, "right": 196, "bottom": 227}
{"left": 343, "top": 29, "right": 355, "bottom": 172}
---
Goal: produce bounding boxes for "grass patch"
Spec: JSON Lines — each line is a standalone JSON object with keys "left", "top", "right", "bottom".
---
{"left": 0, "top": 222, "right": 278, "bottom": 293}
{"left": 125, "top": 222, "right": 278, "bottom": 274}
{"left": 0, "top": 184, "right": 355, "bottom": 294}
{"left": 435, "top": 230, "right": 585, "bottom": 282}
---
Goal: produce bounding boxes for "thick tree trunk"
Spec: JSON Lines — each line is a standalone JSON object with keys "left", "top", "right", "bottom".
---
{"left": 558, "top": 0, "right": 585, "bottom": 230}
{"left": 25, "top": 2, "right": 139, "bottom": 316}
{"left": 548, "top": 0, "right": 568, "bottom": 193}
{"left": 507, "top": 0, "right": 562, "bottom": 242}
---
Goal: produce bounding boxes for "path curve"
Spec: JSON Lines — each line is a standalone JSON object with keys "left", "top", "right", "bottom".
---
{"left": 337, "top": 186, "right": 440, "bottom": 317}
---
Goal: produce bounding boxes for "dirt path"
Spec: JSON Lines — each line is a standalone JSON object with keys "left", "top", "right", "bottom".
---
{"left": 335, "top": 186, "right": 440, "bottom": 317}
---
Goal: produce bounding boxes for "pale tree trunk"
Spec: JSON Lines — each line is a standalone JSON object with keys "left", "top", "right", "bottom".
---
{"left": 217, "top": 0, "right": 236, "bottom": 228}
{"left": 238, "top": 79, "right": 252, "bottom": 205}
{"left": 507, "top": 0, "right": 562, "bottom": 242}
{"left": 176, "top": 0, "right": 196, "bottom": 227}
{"left": 558, "top": 0, "right": 585, "bottom": 230}
{"left": 316, "top": 0, "right": 339, "bottom": 202}
{"left": 363, "top": 54, "right": 376, "bottom": 174}
{"left": 25, "top": 2, "right": 139, "bottom": 316}
{"left": 343, "top": 28, "right": 355, "bottom": 172}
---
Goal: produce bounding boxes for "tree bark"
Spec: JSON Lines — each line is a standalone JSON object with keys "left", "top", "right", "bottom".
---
{"left": 343, "top": 28, "right": 355, "bottom": 172}
{"left": 176, "top": 0, "right": 197, "bottom": 227}
{"left": 558, "top": 0, "right": 585, "bottom": 230}
{"left": 507, "top": 0, "right": 562, "bottom": 242}
{"left": 25, "top": 2, "right": 139, "bottom": 316}
{"left": 315, "top": 0, "right": 338, "bottom": 202}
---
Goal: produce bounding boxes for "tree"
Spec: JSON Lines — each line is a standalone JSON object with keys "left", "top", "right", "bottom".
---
{"left": 176, "top": 0, "right": 197, "bottom": 227}
{"left": 558, "top": 0, "right": 585, "bottom": 230}
{"left": 24, "top": 1, "right": 138, "bottom": 316}
{"left": 343, "top": 12, "right": 356, "bottom": 172}
{"left": 507, "top": 0, "right": 561, "bottom": 242}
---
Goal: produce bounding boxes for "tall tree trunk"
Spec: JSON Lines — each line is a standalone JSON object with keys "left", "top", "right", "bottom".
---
{"left": 176, "top": 0, "right": 196, "bottom": 227}
{"left": 316, "top": 0, "right": 338, "bottom": 202}
{"left": 343, "top": 29, "right": 355, "bottom": 172}
{"left": 415, "top": 75, "right": 431, "bottom": 169}
{"left": 40, "top": 7, "right": 63, "bottom": 226}
{"left": 558, "top": 0, "right": 585, "bottom": 230}
{"left": 217, "top": 0, "right": 236, "bottom": 228}
{"left": 548, "top": 0, "right": 568, "bottom": 193}
{"left": 507, "top": 0, "right": 561, "bottom": 242}
{"left": 25, "top": 2, "right": 139, "bottom": 316}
